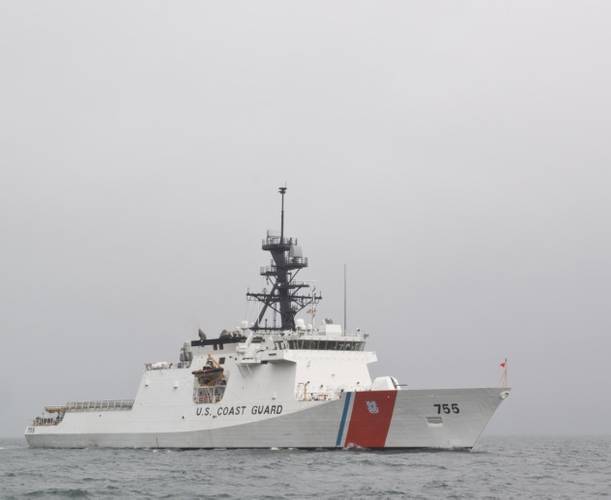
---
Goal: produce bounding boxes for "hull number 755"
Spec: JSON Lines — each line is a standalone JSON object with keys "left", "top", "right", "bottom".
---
{"left": 434, "top": 403, "right": 460, "bottom": 414}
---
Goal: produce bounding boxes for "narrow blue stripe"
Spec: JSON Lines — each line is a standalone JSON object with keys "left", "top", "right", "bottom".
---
{"left": 335, "top": 392, "right": 352, "bottom": 447}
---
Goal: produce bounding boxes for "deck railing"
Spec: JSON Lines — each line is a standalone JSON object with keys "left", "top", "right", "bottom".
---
{"left": 47, "top": 399, "right": 134, "bottom": 413}
{"left": 33, "top": 416, "right": 62, "bottom": 426}
{"left": 33, "top": 399, "right": 135, "bottom": 426}
{"left": 62, "top": 399, "right": 135, "bottom": 412}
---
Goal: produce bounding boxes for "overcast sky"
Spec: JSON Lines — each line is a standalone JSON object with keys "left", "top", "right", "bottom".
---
{"left": 1, "top": 1, "right": 610, "bottom": 437}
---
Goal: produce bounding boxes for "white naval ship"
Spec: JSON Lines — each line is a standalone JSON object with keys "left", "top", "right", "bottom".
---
{"left": 26, "top": 188, "right": 510, "bottom": 450}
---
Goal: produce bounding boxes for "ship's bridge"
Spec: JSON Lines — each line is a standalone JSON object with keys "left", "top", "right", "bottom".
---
{"left": 273, "top": 337, "right": 365, "bottom": 352}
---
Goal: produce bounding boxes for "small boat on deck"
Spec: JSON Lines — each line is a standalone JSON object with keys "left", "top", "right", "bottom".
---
{"left": 192, "top": 355, "right": 225, "bottom": 385}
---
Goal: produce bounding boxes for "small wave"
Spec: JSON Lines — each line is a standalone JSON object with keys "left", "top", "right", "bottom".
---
{"left": 424, "top": 480, "right": 450, "bottom": 489}
{"left": 25, "top": 488, "right": 90, "bottom": 498}
{"left": 528, "top": 474, "right": 555, "bottom": 480}
{"left": 366, "top": 489, "right": 407, "bottom": 496}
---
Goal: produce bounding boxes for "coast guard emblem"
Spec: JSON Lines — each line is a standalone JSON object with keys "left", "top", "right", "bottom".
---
{"left": 366, "top": 400, "right": 379, "bottom": 414}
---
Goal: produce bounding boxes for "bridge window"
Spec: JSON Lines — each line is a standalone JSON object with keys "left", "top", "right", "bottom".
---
{"left": 285, "top": 340, "right": 364, "bottom": 351}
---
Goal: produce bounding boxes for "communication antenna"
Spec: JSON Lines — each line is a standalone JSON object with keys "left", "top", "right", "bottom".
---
{"left": 279, "top": 185, "right": 287, "bottom": 242}
{"left": 343, "top": 263, "right": 347, "bottom": 335}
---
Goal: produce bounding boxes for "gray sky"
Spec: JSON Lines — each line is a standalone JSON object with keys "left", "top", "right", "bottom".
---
{"left": 1, "top": 1, "right": 610, "bottom": 437}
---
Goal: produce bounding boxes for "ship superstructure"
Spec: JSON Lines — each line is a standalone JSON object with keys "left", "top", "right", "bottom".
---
{"left": 25, "top": 188, "right": 510, "bottom": 449}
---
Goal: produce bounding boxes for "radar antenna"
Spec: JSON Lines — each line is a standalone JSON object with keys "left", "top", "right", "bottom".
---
{"left": 246, "top": 187, "right": 322, "bottom": 331}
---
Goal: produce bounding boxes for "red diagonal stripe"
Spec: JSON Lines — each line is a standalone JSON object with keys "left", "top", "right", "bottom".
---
{"left": 344, "top": 390, "right": 397, "bottom": 448}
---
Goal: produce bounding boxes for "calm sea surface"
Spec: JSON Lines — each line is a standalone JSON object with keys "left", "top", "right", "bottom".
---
{"left": 1, "top": 436, "right": 609, "bottom": 499}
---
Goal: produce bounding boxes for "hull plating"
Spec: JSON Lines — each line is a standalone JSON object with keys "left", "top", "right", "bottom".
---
{"left": 25, "top": 387, "right": 508, "bottom": 449}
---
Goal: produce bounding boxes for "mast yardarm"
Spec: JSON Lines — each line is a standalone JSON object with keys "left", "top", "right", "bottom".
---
{"left": 247, "top": 187, "right": 322, "bottom": 331}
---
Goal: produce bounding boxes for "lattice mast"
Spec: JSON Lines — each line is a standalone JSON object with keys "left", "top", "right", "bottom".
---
{"left": 247, "top": 187, "right": 321, "bottom": 331}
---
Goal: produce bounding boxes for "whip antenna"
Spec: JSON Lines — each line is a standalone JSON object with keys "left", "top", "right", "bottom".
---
{"left": 343, "top": 263, "right": 347, "bottom": 335}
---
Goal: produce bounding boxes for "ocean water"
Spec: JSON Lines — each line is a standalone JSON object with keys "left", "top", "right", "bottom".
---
{"left": 0, "top": 436, "right": 609, "bottom": 499}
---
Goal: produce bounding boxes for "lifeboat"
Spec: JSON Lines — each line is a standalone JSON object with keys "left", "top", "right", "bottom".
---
{"left": 192, "top": 354, "right": 224, "bottom": 385}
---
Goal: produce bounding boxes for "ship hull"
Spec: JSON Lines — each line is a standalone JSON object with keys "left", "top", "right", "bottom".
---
{"left": 25, "top": 387, "right": 508, "bottom": 449}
